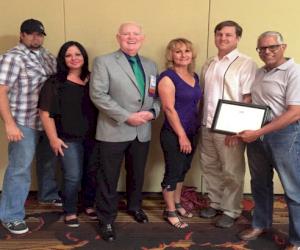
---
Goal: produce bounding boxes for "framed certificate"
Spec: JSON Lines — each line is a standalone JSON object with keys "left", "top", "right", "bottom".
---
{"left": 211, "top": 99, "right": 270, "bottom": 135}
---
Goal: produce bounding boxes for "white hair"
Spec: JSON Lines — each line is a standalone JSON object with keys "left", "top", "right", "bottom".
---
{"left": 118, "top": 22, "right": 143, "bottom": 34}
{"left": 258, "top": 31, "right": 284, "bottom": 44}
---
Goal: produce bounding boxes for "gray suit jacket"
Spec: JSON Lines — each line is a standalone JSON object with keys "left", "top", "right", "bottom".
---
{"left": 90, "top": 50, "right": 160, "bottom": 142}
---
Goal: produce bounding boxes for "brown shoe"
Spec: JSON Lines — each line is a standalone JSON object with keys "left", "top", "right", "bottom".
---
{"left": 285, "top": 244, "right": 300, "bottom": 250}
{"left": 238, "top": 228, "right": 265, "bottom": 241}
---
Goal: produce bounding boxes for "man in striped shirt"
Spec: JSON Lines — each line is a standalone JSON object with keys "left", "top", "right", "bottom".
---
{"left": 0, "top": 19, "right": 58, "bottom": 234}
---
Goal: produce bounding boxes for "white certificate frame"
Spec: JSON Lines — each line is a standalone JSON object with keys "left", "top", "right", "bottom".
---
{"left": 211, "top": 99, "right": 270, "bottom": 135}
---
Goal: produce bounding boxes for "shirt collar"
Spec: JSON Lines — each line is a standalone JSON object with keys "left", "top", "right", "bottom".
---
{"left": 263, "top": 58, "right": 293, "bottom": 72}
{"left": 122, "top": 51, "right": 142, "bottom": 66}
{"left": 213, "top": 48, "right": 239, "bottom": 62}
{"left": 122, "top": 51, "right": 139, "bottom": 60}
{"left": 18, "top": 43, "right": 44, "bottom": 55}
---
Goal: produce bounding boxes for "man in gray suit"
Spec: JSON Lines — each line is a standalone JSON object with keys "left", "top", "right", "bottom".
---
{"left": 90, "top": 22, "right": 160, "bottom": 242}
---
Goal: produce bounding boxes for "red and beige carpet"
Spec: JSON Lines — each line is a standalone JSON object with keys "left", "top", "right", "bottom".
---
{"left": 0, "top": 194, "right": 289, "bottom": 250}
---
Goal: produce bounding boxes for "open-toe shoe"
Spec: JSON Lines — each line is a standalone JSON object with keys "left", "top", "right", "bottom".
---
{"left": 163, "top": 210, "right": 188, "bottom": 229}
{"left": 175, "top": 203, "right": 193, "bottom": 218}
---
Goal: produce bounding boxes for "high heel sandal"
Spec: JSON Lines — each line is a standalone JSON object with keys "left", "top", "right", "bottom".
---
{"left": 163, "top": 210, "right": 188, "bottom": 229}
{"left": 175, "top": 203, "right": 193, "bottom": 218}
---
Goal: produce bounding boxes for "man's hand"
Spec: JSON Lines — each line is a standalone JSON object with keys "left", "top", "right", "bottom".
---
{"left": 0, "top": 85, "right": 24, "bottom": 142}
{"left": 238, "top": 130, "right": 260, "bottom": 143}
{"left": 138, "top": 111, "right": 154, "bottom": 121}
{"left": 5, "top": 123, "right": 24, "bottom": 142}
{"left": 126, "top": 112, "right": 148, "bottom": 126}
{"left": 49, "top": 137, "right": 68, "bottom": 156}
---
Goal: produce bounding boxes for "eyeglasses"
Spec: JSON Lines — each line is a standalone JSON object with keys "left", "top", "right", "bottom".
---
{"left": 256, "top": 44, "right": 284, "bottom": 53}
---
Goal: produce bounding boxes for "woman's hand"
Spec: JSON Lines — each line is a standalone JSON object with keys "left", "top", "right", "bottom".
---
{"left": 50, "top": 137, "right": 68, "bottom": 156}
{"left": 179, "top": 134, "right": 192, "bottom": 154}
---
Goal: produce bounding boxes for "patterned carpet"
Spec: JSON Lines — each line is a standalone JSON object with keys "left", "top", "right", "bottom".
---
{"left": 0, "top": 193, "right": 289, "bottom": 250}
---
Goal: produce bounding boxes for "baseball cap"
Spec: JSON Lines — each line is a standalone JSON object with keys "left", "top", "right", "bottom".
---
{"left": 20, "top": 19, "right": 46, "bottom": 36}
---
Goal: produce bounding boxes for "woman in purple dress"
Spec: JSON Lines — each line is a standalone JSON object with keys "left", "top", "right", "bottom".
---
{"left": 158, "top": 38, "right": 202, "bottom": 229}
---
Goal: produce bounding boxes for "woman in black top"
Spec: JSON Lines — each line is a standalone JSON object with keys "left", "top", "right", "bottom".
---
{"left": 38, "top": 41, "right": 98, "bottom": 227}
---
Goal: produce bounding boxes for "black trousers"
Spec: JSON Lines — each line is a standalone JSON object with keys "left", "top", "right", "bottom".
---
{"left": 160, "top": 128, "right": 198, "bottom": 191}
{"left": 95, "top": 138, "right": 150, "bottom": 224}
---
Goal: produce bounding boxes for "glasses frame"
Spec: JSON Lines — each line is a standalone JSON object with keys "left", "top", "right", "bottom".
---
{"left": 256, "top": 44, "right": 285, "bottom": 54}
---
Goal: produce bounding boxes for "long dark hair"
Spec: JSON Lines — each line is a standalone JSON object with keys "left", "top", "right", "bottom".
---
{"left": 56, "top": 41, "right": 90, "bottom": 82}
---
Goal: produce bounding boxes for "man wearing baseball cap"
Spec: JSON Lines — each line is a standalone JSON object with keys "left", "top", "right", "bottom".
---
{"left": 20, "top": 19, "right": 47, "bottom": 36}
{"left": 0, "top": 18, "right": 60, "bottom": 234}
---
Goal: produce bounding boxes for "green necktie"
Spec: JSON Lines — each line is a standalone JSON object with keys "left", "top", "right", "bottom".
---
{"left": 129, "top": 56, "right": 145, "bottom": 99}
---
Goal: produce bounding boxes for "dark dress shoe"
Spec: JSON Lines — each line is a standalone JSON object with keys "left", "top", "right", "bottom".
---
{"left": 128, "top": 209, "right": 149, "bottom": 223}
{"left": 215, "top": 214, "right": 235, "bottom": 228}
{"left": 98, "top": 223, "right": 116, "bottom": 242}
{"left": 238, "top": 228, "right": 265, "bottom": 241}
{"left": 199, "top": 207, "right": 218, "bottom": 218}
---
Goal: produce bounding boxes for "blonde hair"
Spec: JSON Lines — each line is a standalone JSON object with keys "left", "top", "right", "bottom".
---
{"left": 165, "top": 38, "right": 196, "bottom": 74}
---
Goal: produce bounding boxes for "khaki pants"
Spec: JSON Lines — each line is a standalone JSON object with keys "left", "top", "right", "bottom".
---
{"left": 199, "top": 127, "right": 245, "bottom": 218}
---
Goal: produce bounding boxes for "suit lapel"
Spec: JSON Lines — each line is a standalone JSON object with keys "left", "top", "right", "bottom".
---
{"left": 115, "top": 50, "right": 139, "bottom": 89}
{"left": 140, "top": 56, "right": 150, "bottom": 91}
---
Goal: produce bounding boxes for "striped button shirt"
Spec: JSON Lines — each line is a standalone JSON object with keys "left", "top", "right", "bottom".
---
{"left": 0, "top": 43, "right": 56, "bottom": 130}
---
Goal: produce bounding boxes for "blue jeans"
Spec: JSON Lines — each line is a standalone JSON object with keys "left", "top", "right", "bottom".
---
{"left": 36, "top": 132, "right": 60, "bottom": 202}
{"left": 81, "top": 139, "right": 97, "bottom": 209}
{"left": 0, "top": 125, "right": 56, "bottom": 223}
{"left": 247, "top": 122, "right": 300, "bottom": 245}
{"left": 59, "top": 141, "right": 83, "bottom": 215}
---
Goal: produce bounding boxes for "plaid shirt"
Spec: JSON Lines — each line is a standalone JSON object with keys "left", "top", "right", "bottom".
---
{"left": 0, "top": 43, "right": 56, "bottom": 130}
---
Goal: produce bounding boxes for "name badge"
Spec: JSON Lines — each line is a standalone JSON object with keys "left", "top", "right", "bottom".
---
{"left": 148, "top": 75, "right": 157, "bottom": 97}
